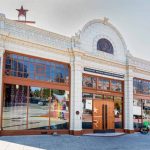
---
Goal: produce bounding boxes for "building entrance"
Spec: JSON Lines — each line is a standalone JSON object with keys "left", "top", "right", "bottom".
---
{"left": 93, "top": 100, "right": 114, "bottom": 132}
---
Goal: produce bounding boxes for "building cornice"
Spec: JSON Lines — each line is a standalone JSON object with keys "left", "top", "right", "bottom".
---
{"left": 127, "top": 53, "right": 150, "bottom": 73}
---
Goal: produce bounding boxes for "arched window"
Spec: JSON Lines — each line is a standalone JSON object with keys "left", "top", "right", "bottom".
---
{"left": 97, "top": 38, "right": 114, "bottom": 54}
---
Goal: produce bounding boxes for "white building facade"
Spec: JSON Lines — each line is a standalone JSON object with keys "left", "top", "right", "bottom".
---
{"left": 0, "top": 14, "right": 150, "bottom": 135}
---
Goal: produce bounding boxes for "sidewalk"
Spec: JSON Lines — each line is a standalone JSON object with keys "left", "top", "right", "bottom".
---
{"left": 0, "top": 133, "right": 149, "bottom": 150}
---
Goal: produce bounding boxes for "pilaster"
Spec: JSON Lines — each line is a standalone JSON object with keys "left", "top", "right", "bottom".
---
{"left": 124, "top": 65, "right": 134, "bottom": 132}
{"left": 70, "top": 54, "right": 83, "bottom": 135}
{"left": 0, "top": 48, "right": 5, "bottom": 130}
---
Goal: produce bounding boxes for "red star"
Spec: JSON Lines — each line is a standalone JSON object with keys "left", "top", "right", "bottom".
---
{"left": 16, "top": 6, "right": 28, "bottom": 18}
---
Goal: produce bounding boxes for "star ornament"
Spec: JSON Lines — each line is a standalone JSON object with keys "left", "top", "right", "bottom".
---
{"left": 16, "top": 6, "right": 28, "bottom": 18}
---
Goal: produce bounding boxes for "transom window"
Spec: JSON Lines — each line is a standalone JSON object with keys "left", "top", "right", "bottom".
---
{"left": 5, "top": 53, "right": 69, "bottom": 84}
{"left": 97, "top": 38, "right": 114, "bottom": 54}
{"left": 83, "top": 75, "right": 123, "bottom": 93}
{"left": 133, "top": 78, "right": 150, "bottom": 95}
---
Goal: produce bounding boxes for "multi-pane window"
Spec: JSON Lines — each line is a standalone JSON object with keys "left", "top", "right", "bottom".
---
{"left": 133, "top": 99, "right": 150, "bottom": 129}
{"left": 133, "top": 78, "right": 150, "bottom": 95}
{"left": 5, "top": 53, "right": 69, "bottom": 84}
{"left": 83, "top": 75, "right": 123, "bottom": 93}
{"left": 2, "top": 84, "right": 70, "bottom": 130}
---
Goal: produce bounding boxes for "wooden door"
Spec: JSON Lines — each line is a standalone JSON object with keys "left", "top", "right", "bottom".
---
{"left": 106, "top": 101, "right": 114, "bottom": 130}
{"left": 93, "top": 100, "right": 114, "bottom": 130}
{"left": 93, "top": 100, "right": 102, "bottom": 130}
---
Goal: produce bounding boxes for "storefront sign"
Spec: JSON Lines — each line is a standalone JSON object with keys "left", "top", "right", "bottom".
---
{"left": 84, "top": 67, "right": 124, "bottom": 78}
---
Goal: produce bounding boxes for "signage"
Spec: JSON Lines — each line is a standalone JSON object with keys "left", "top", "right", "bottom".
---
{"left": 84, "top": 67, "right": 124, "bottom": 78}
{"left": 85, "top": 99, "right": 92, "bottom": 110}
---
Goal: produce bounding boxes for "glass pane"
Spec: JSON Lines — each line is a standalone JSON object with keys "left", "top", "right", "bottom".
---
{"left": 6, "top": 58, "right": 11, "bottom": 65}
{"left": 65, "top": 67, "right": 69, "bottom": 84}
{"left": 2, "top": 84, "right": 27, "bottom": 130}
{"left": 4, "top": 53, "right": 70, "bottom": 84}
{"left": 50, "top": 90, "right": 69, "bottom": 129}
{"left": 111, "top": 80, "right": 122, "bottom": 92}
{"left": 29, "top": 72, "right": 34, "bottom": 80}
{"left": 82, "top": 93, "right": 92, "bottom": 129}
{"left": 104, "top": 95, "right": 114, "bottom": 100}
{"left": 46, "top": 65, "right": 50, "bottom": 82}
{"left": 18, "top": 61, "right": 24, "bottom": 72}
{"left": 114, "top": 96, "right": 123, "bottom": 128}
{"left": 59, "top": 67, "right": 65, "bottom": 83}
{"left": 94, "top": 94, "right": 103, "bottom": 99}
{"left": 142, "top": 100, "right": 150, "bottom": 128}
{"left": 11, "top": 60, "right": 17, "bottom": 71}
{"left": 28, "top": 87, "right": 50, "bottom": 129}
{"left": 83, "top": 76, "right": 96, "bottom": 88}
{"left": 54, "top": 68, "right": 61, "bottom": 82}
{"left": 98, "top": 78, "right": 110, "bottom": 90}
{"left": 24, "top": 61, "right": 29, "bottom": 73}
{"left": 29, "top": 63, "right": 34, "bottom": 72}
{"left": 133, "top": 99, "right": 142, "bottom": 129}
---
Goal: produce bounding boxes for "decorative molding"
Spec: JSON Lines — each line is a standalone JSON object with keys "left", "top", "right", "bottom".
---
{"left": 127, "top": 54, "right": 150, "bottom": 73}
{"left": 80, "top": 19, "right": 127, "bottom": 51}
{"left": 1, "top": 17, "right": 71, "bottom": 52}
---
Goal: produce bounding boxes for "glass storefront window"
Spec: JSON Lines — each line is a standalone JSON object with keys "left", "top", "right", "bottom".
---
{"left": 133, "top": 99, "right": 142, "bottom": 129}
{"left": 82, "top": 93, "right": 93, "bottom": 129}
{"left": 82, "top": 76, "right": 96, "bottom": 88}
{"left": 114, "top": 96, "right": 123, "bottom": 128}
{"left": 28, "top": 87, "right": 50, "bottom": 129}
{"left": 5, "top": 53, "right": 69, "bottom": 84}
{"left": 133, "top": 99, "right": 150, "bottom": 129}
{"left": 2, "top": 84, "right": 70, "bottom": 130}
{"left": 142, "top": 100, "right": 150, "bottom": 128}
{"left": 2, "top": 84, "right": 27, "bottom": 130}
{"left": 50, "top": 90, "right": 69, "bottom": 129}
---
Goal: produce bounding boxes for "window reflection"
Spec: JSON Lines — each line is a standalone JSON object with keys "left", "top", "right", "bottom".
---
{"left": 133, "top": 99, "right": 150, "bottom": 129}
{"left": 3, "top": 84, "right": 70, "bottom": 130}
{"left": 133, "top": 99, "right": 142, "bottom": 129}
{"left": 83, "top": 76, "right": 96, "bottom": 88}
{"left": 133, "top": 78, "right": 150, "bottom": 95}
{"left": 50, "top": 90, "right": 69, "bottom": 129}
{"left": 111, "top": 80, "right": 122, "bottom": 92}
{"left": 104, "top": 95, "right": 114, "bottom": 100}
{"left": 94, "top": 94, "right": 103, "bottom": 99}
{"left": 142, "top": 100, "right": 150, "bottom": 128}
{"left": 82, "top": 74, "right": 123, "bottom": 93}
{"left": 114, "top": 97, "right": 123, "bottom": 128}
{"left": 98, "top": 78, "right": 110, "bottom": 90}
{"left": 2, "top": 84, "right": 27, "bottom": 130}
{"left": 28, "top": 87, "right": 50, "bottom": 129}
{"left": 5, "top": 53, "right": 69, "bottom": 84}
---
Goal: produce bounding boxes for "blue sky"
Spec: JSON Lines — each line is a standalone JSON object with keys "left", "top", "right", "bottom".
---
{"left": 0, "top": 0, "right": 150, "bottom": 61}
